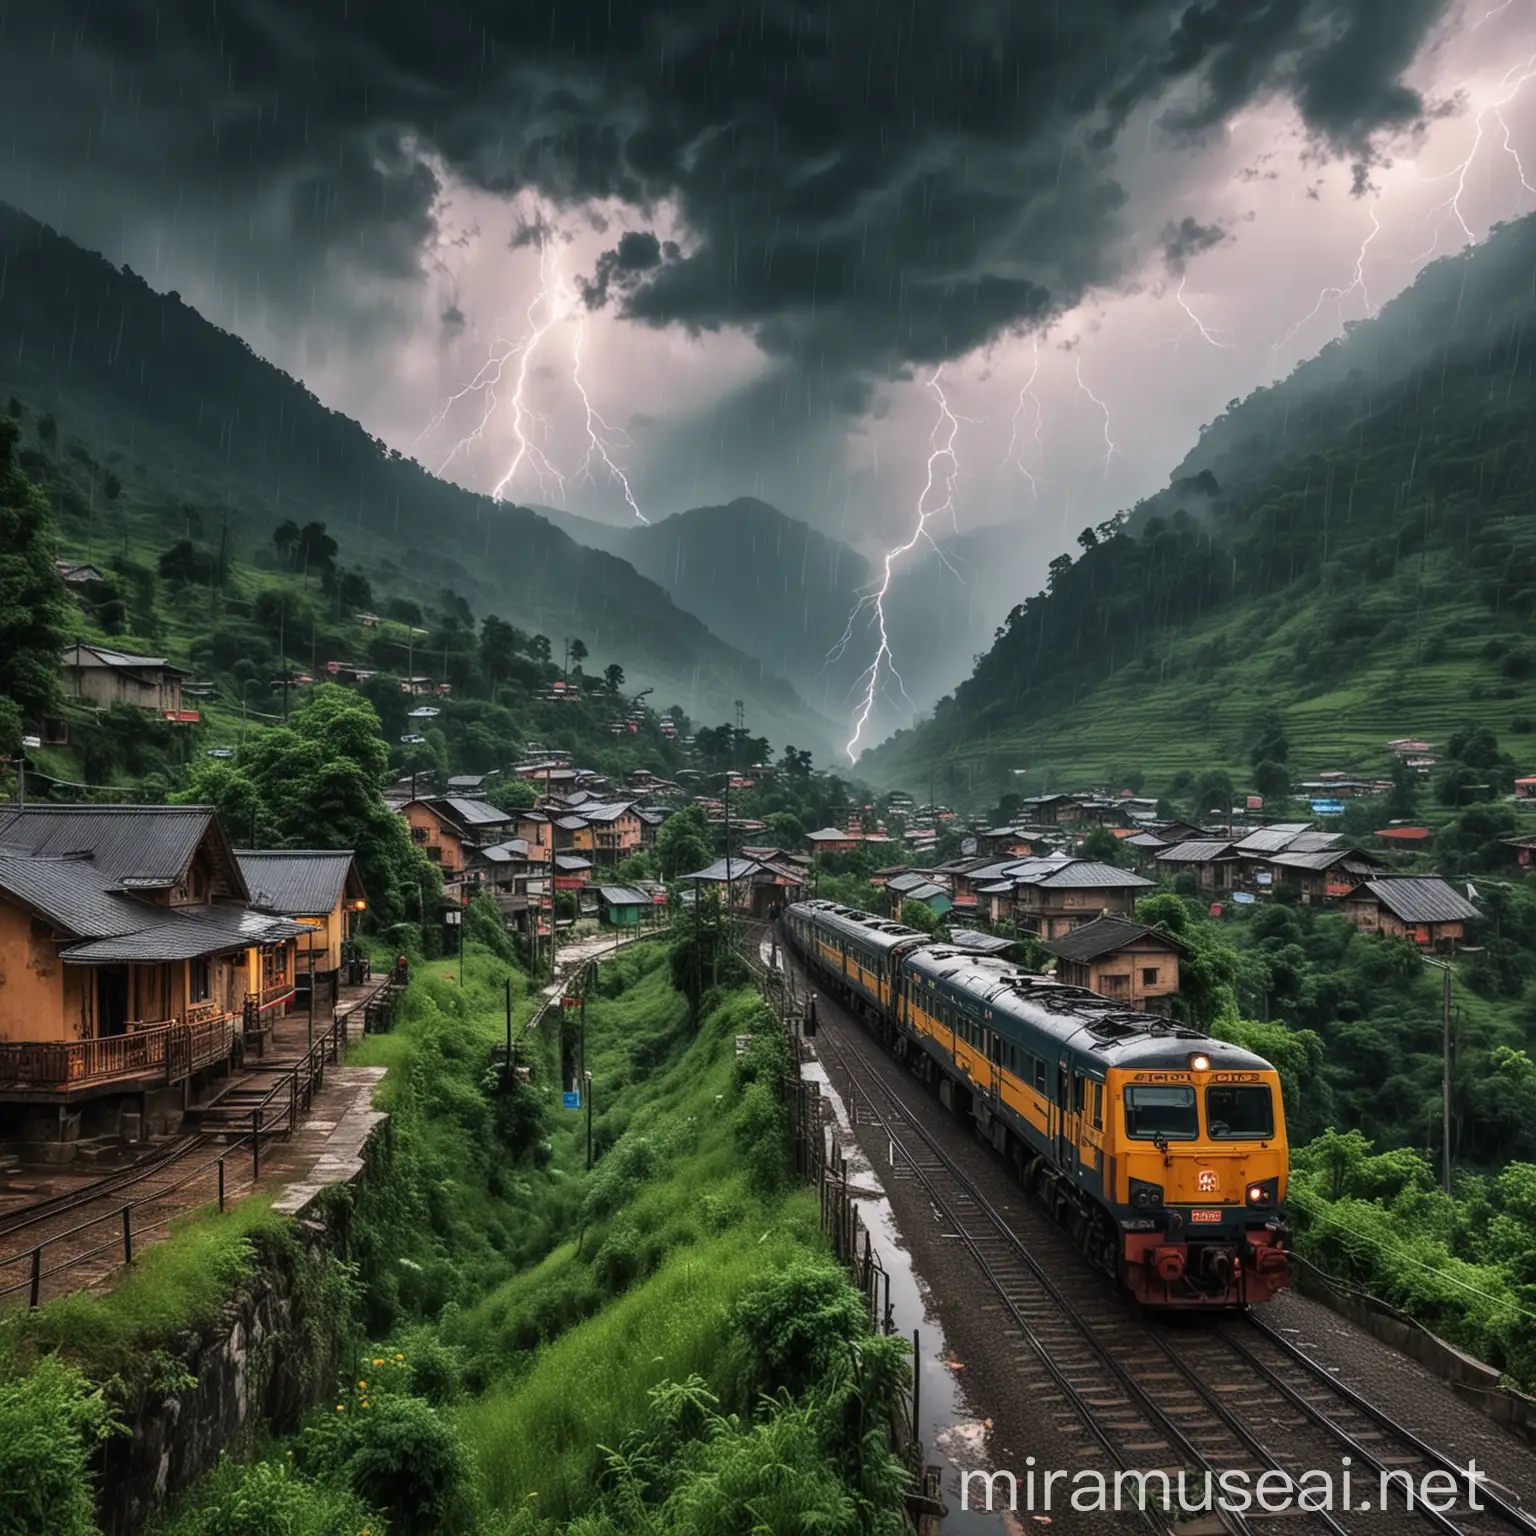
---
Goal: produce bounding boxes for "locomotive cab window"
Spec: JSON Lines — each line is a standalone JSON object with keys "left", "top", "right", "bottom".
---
{"left": 1206, "top": 1084, "right": 1274, "bottom": 1140}
{"left": 1124, "top": 1085, "right": 1198, "bottom": 1140}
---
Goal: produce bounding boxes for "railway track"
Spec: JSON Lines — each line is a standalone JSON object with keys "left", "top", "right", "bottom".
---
{"left": 778, "top": 936, "right": 1536, "bottom": 1536}
{"left": 0, "top": 1132, "right": 213, "bottom": 1243}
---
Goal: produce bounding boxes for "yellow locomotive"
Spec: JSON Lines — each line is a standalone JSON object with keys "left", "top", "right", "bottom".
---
{"left": 784, "top": 899, "right": 1290, "bottom": 1307}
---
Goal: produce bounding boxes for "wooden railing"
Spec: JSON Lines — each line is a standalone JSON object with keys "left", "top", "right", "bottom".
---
{"left": 0, "top": 1013, "right": 237, "bottom": 1092}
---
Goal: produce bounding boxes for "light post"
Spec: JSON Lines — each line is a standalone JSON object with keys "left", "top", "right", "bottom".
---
{"left": 1421, "top": 955, "right": 1454, "bottom": 1193}
{"left": 584, "top": 1070, "right": 594, "bottom": 1170}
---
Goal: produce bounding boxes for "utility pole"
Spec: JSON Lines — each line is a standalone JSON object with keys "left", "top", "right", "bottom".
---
{"left": 307, "top": 928, "right": 316, "bottom": 1057}
{"left": 584, "top": 1070, "right": 594, "bottom": 1170}
{"left": 1421, "top": 955, "right": 1453, "bottom": 1193}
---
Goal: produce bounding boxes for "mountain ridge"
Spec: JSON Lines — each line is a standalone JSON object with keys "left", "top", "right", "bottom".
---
{"left": 0, "top": 201, "right": 836, "bottom": 758}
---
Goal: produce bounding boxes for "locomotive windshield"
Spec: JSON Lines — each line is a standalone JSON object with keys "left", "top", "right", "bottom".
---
{"left": 1205, "top": 1085, "right": 1275, "bottom": 1140}
{"left": 1123, "top": 1085, "right": 1198, "bottom": 1140}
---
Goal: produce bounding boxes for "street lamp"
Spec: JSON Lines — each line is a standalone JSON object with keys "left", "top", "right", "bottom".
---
{"left": 1421, "top": 955, "right": 1454, "bottom": 1193}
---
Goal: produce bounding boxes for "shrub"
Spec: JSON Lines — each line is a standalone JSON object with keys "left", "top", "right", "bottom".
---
{"left": 0, "top": 1356, "right": 118, "bottom": 1536}
{"left": 730, "top": 1258, "right": 870, "bottom": 1400}
{"left": 338, "top": 1394, "right": 472, "bottom": 1534}
{"left": 152, "top": 1456, "right": 378, "bottom": 1536}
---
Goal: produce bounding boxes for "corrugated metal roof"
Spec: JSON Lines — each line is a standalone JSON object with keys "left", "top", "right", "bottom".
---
{"left": 479, "top": 840, "right": 533, "bottom": 863}
{"left": 0, "top": 855, "right": 153, "bottom": 938}
{"left": 806, "top": 826, "right": 856, "bottom": 840}
{"left": 1043, "top": 917, "right": 1169, "bottom": 962}
{"left": 60, "top": 904, "right": 307, "bottom": 964}
{"left": 555, "top": 816, "right": 589, "bottom": 830}
{"left": 596, "top": 885, "right": 651, "bottom": 906}
{"left": 1155, "top": 840, "right": 1237, "bottom": 863}
{"left": 64, "top": 642, "right": 185, "bottom": 672}
{"left": 1352, "top": 878, "right": 1479, "bottom": 924}
{"left": 1283, "top": 831, "right": 1346, "bottom": 853}
{"left": 236, "top": 851, "right": 360, "bottom": 915}
{"left": 0, "top": 806, "right": 224, "bottom": 889}
{"left": 681, "top": 857, "right": 764, "bottom": 882}
{"left": 554, "top": 854, "right": 593, "bottom": 871}
{"left": 902, "top": 881, "right": 947, "bottom": 902}
{"left": 944, "top": 929, "right": 1014, "bottom": 954}
{"left": 1029, "top": 861, "right": 1154, "bottom": 888}
{"left": 437, "top": 797, "right": 514, "bottom": 827}
{"left": 1233, "top": 828, "right": 1305, "bottom": 853}
{"left": 1124, "top": 833, "right": 1170, "bottom": 849}
{"left": 1265, "top": 848, "right": 1361, "bottom": 872}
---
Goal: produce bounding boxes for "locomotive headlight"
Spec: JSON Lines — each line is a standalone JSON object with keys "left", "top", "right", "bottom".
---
{"left": 1128, "top": 1177, "right": 1164, "bottom": 1209}
{"left": 1189, "top": 1053, "right": 1211, "bottom": 1072}
{"left": 1246, "top": 1178, "right": 1278, "bottom": 1207}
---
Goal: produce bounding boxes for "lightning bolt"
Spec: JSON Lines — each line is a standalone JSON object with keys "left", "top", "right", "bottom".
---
{"left": 1268, "top": 197, "right": 1381, "bottom": 377}
{"left": 1409, "top": 53, "right": 1536, "bottom": 265}
{"left": 843, "top": 369, "right": 961, "bottom": 762}
{"left": 572, "top": 319, "right": 650, "bottom": 524}
{"left": 1074, "top": 357, "right": 1115, "bottom": 478}
{"left": 1001, "top": 335, "right": 1045, "bottom": 495}
{"left": 489, "top": 228, "right": 573, "bottom": 503}
{"left": 1174, "top": 274, "right": 1233, "bottom": 350}
{"left": 1471, "top": 0, "right": 1515, "bottom": 29}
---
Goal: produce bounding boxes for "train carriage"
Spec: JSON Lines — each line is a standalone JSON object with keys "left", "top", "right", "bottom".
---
{"left": 785, "top": 899, "right": 1289, "bottom": 1308}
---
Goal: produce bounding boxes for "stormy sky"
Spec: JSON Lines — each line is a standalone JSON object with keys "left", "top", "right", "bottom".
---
{"left": 1, "top": 0, "right": 1534, "bottom": 743}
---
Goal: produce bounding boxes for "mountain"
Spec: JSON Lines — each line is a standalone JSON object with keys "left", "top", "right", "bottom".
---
{"left": 859, "top": 213, "right": 1536, "bottom": 800}
{"left": 0, "top": 203, "right": 835, "bottom": 759}
{"left": 531, "top": 497, "right": 1021, "bottom": 745}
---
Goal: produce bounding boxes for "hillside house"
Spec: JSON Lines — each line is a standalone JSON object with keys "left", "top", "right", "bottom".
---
{"left": 400, "top": 797, "right": 516, "bottom": 877}
{"left": 1257, "top": 847, "right": 1383, "bottom": 903}
{"left": 680, "top": 857, "right": 805, "bottom": 918}
{"left": 1154, "top": 839, "right": 1242, "bottom": 890}
{"left": 1342, "top": 877, "right": 1478, "bottom": 950}
{"left": 236, "top": 850, "right": 368, "bottom": 1008}
{"left": 977, "top": 856, "right": 1154, "bottom": 938}
{"left": 884, "top": 870, "right": 952, "bottom": 921}
{"left": 0, "top": 807, "right": 307, "bottom": 1134}
{"left": 1517, "top": 777, "right": 1536, "bottom": 800}
{"left": 596, "top": 885, "right": 660, "bottom": 927}
{"left": 1042, "top": 918, "right": 1185, "bottom": 1012}
{"left": 805, "top": 827, "right": 861, "bottom": 855}
{"left": 1504, "top": 836, "right": 1536, "bottom": 870}
{"left": 1016, "top": 794, "right": 1084, "bottom": 826}
{"left": 61, "top": 642, "right": 188, "bottom": 716}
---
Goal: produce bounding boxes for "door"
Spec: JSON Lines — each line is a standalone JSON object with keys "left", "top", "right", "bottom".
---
{"left": 97, "top": 967, "right": 130, "bottom": 1037}
{"left": 987, "top": 1030, "right": 1003, "bottom": 1106}
{"left": 1055, "top": 1064, "right": 1075, "bottom": 1173}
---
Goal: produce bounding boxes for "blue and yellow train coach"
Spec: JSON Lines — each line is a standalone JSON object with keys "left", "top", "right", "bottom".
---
{"left": 783, "top": 899, "right": 1290, "bottom": 1308}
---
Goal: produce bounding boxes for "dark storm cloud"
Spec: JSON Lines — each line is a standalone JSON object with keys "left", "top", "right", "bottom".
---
{"left": 580, "top": 231, "right": 667, "bottom": 308}
{"left": 0, "top": 0, "right": 1449, "bottom": 370}
{"left": 1162, "top": 216, "right": 1230, "bottom": 275}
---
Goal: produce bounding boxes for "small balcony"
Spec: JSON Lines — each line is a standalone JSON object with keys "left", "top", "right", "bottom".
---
{"left": 0, "top": 1012, "right": 239, "bottom": 1101}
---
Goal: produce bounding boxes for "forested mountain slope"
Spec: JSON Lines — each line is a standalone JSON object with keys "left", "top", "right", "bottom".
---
{"left": 0, "top": 204, "right": 833, "bottom": 757}
{"left": 860, "top": 214, "right": 1536, "bottom": 798}
{"left": 534, "top": 497, "right": 1022, "bottom": 738}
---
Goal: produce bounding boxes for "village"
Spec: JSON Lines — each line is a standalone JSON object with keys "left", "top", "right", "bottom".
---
{"left": 2, "top": 631, "right": 1532, "bottom": 1174}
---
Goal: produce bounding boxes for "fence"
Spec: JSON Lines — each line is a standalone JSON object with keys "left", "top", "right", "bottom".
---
{"left": 0, "top": 1011, "right": 237, "bottom": 1091}
{"left": 0, "top": 974, "right": 405, "bottom": 1310}
{"left": 740, "top": 926, "right": 944, "bottom": 1530}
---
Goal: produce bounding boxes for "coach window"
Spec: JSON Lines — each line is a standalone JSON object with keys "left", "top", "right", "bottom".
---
{"left": 1092, "top": 1082, "right": 1104, "bottom": 1130}
{"left": 1206, "top": 1083, "right": 1274, "bottom": 1140}
{"left": 988, "top": 1032, "right": 1002, "bottom": 1064}
{"left": 1123, "top": 1085, "right": 1199, "bottom": 1140}
{"left": 1032, "top": 1056, "right": 1048, "bottom": 1093}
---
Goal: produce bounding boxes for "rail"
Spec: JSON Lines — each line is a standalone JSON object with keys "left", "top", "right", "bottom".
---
{"left": 779, "top": 922, "right": 1536, "bottom": 1536}
{"left": 0, "top": 975, "right": 405, "bottom": 1309}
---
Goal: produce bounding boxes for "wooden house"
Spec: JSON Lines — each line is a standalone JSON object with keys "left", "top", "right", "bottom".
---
{"left": 0, "top": 807, "right": 307, "bottom": 1131}
{"left": 61, "top": 642, "right": 188, "bottom": 716}
{"left": 1042, "top": 917, "right": 1185, "bottom": 1012}
{"left": 237, "top": 850, "right": 368, "bottom": 1007}
{"left": 805, "top": 827, "right": 861, "bottom": 855}
{"left": 400, "top": 796, "right": 515, "bottom": 877}
{"left": 1154, "top": 839, "right": 1242, "bottom": 890}
{"left": 1342, "top": 877, "right": 1478, "bottom": 950}
{"left": 976, "top": 856, "right": 1154, "bottom": 938}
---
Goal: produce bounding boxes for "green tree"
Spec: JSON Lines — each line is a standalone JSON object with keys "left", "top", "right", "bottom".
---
{"left": 603, "top": 662, "right": 625, "bottom": 693}
{"left": 479, "top": 616, "right": 520, "bottom": 694}
{"left": 0, "top": 418, "right": 72, "bottom": 723}
{"left": 1385, "top": 757, "right": 1419, "bottom": 820}
{"left": 657, "top": 804, "right": 712, "bottom": 880}
{"left": 1078, "top": 826, "right": 1126, "bottom": 865}
{"left": 487, "top": 777, "right": 538, "bottom": 812}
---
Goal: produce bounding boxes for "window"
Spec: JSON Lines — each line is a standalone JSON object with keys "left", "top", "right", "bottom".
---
{"left": 412, "top": 824, "right": 429, "bottom": 843}
{"left": 1141, "top": 967, "right": 1159, "bottom": 986}
{"left": 1092, "top": 1082, "right": 1104, "bottom": 1130}
{"left": 189, "top": 957, "right": 211, "bottom": 1004}
{"left": 1124, "top": 1085, "right": 1198, "bottom": 1140}
{"left": 1102, "top": 972, "right": 1130, "bottom": 997}
{"left": 1033, "top": 1056, "right": 1048, "bottom": 1093}
{"left": 1206, "top": 1085, "right": 1275, "bottom": 1140}
{"left": 988, "top": 1032, "right": 1002, "bottom": 1064}
{"left": 1073, "top": 1072, "right": 1087, "bottom": 1113}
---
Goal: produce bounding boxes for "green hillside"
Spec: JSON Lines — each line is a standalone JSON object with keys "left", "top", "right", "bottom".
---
{"left": 860, "top": 213, "right": 1536, "bottom": 802}
{"left": 0, "top": 204, "right": 833, "bottom": 759}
